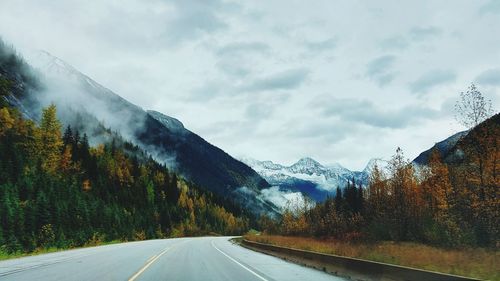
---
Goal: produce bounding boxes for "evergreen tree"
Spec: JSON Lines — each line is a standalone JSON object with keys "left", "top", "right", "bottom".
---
{"left": 62, "top": 125, "right": 74, "bottom": 148}
{"left": 334, "top": 186, "right": 342, "bottom": 211}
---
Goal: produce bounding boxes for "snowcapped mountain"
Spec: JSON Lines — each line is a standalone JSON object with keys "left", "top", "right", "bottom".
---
{"left": 241, "top": 157, "right": 382, "bottom": 202}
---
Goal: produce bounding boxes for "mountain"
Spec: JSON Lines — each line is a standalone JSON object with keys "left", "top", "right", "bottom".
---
{"left": 241, "top": 157, "right": 379, "bottom": 202}
{"left": 444, "top": 113, "right": 499, "bottom": 165}
{"left": 413, "top": 130, "right": 468, "bottom": 165}
{"left": 2, "top": 45, "right": 275, "bottom": 216}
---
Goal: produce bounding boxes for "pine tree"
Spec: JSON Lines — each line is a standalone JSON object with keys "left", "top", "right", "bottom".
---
{"left": 62, "top": 125, "right": 74, "bottom": 148}
{"left": 334, "top": 186, "right": 342, "bottom": 211}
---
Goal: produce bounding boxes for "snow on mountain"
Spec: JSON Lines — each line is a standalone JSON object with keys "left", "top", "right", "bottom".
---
{"left": 362, "top": 158, "right": 390, "bottom": 176}
{"left": 241, "top": 157, "right": 383, "bottom": 202}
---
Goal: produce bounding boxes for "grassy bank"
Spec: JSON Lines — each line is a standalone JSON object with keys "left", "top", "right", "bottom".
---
{"left": 0, "top": 240, "right": 123, "bottom": 261}
{"left": 244, "top": 234, "right": 499, "bottom": 281}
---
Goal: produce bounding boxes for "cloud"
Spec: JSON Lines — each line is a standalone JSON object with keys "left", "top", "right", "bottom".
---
{"left": 409, "top": 26, "right": 442, "bottom": 41}
{"left": 365, "top": 55, "right": 397, "bottom": 86}
{"left": 2, "top": 0, "right": 496, "bottom": 170}
{"left": 312, "top": 97, "right": 440, "bottom": 129}
{"left": 476, "top": 68, "right": 500, "bottom": 86}
{"left": 379, "top": 26, "right": 441, "bottom": 52}
{"left": 216, "top": 42, "right": 270, "bottom": 56}
{"left": 214, "top": 41, "right": 270, "bottom": 78}
{"left": 409, "top": 70, "right": 456, "bottom": 94}
{"left": 188, "top": 81, "right": 224, "bottom": 102}
{"left": 479, "top": 0, "right": 500, "bottom": 15}
{"left": 245, "top": 103, "right": 274, "bottom": 120}
{"left": 304, "top": 38, "right": 337, "bottom": 52}
{"left": 260, "top": 186, "right": 306, "bottom": 210}
{"left": 379, "top": 36, "right": 409, "bottom": 50}
{"left": 240, "top": 68, "right": 309, "bottom": 92}
{"left": 283, "top": 118, "right": 353, "bottom": 143}
{"left": 162, "top": 0, "right": 238, "bottom": 45}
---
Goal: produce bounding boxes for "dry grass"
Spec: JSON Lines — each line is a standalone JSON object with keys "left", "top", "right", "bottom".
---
{"left": 244, "top": 234, "right": 499, "bottom": 281}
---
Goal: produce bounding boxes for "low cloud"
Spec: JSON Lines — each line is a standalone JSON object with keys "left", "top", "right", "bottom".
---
{"left": 260, "top": 186, "right": 306, "bottom": 210}
{"left": 409, "top": 70, "right": 456, "bottom": 94}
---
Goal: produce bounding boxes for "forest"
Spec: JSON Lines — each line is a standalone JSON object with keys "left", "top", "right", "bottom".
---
{"left": 260, "top": 110, "right": 499, "bottom": 248}
{"left": 0, "top": 100, "right": 249, "bottom": 254}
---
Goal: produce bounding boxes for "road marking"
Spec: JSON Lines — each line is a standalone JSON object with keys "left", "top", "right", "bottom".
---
{"left": 211, "top": 240, "right": 269, "bottom": 281}
{"left": 128, "top": 247, "right": 170, "bottom": 281}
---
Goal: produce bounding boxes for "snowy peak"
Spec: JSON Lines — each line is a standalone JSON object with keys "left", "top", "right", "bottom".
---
{"left": 29, "top": 50, "right": 79, "bottom": 77}
{"left": 363, "top": 158, "right": 386, "bottom": 173}
{"left": 241, "top": 157, "right": 372, "bottom": 200}
{"left": 260, "top": 160, "right": 285, "bottom": 170}
{"left": 289, "top": 157, "right": 325, "bottom": 174}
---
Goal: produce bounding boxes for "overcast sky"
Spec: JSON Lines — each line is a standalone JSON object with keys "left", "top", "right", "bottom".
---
{"left": 1, "top": 0, "right": 499, "bottom": 170}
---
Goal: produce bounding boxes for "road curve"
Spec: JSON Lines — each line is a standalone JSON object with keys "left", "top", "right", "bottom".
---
{"left": 0, "top": 237, "right": 346, "bottom": 281}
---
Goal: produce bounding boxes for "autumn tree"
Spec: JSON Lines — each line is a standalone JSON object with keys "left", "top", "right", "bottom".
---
{"left": 421, "top": 149, "right": 453, "bottom": 217}
{"left": 456, "top": 114, "right": 500, "bottom": 245}
{"left": 386, "top": 147, "right": 422, "bottom": 240}
{"left": 37, "top": 104, "right": 63, "bottom": 173}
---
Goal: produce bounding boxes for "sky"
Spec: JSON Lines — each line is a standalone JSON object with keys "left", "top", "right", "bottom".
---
{"left": 1, "top": 0, "right": 499, "bottom": 170}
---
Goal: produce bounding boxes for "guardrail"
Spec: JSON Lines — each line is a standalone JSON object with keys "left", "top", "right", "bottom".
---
{"left": 241, "top": 239, "right": 481, "bottom": 281}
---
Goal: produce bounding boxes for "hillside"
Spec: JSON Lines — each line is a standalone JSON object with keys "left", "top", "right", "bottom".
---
{"left": 1, "top": 42, "right": 276, "bottom": 217}
{"left": 413, "top": 131, "right": 468, "bottom": 165}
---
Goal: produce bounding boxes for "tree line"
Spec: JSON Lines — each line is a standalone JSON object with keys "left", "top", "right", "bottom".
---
{"left": 0, "top": 103, "right": 249, "bottom": 253}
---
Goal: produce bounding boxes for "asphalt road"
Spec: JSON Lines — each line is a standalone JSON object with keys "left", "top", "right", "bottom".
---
{"left": 0, "top": 237, "right": 346, "bottom": 281}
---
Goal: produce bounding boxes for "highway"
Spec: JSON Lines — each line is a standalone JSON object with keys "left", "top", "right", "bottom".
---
{"left": 0, "top": 237, "right": 346, "bottom": 281}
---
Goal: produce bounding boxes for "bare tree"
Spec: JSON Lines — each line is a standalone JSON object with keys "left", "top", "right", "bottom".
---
{"left": 455, "top": 83, "right": 493, "bottom": 129}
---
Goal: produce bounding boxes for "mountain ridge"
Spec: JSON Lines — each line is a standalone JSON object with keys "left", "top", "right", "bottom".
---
{"left": 241, "top": 157, "right": 380, "bottom": 202}
{"left": 4, "top": 48, "right": 276, "bottom": 216}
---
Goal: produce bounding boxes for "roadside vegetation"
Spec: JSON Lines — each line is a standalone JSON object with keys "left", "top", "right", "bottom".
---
{"left": 244, "top": 234, "right": 499, "bottom": 281}
{"left": 254, "top": 85, "right": 498, "bottom": 280}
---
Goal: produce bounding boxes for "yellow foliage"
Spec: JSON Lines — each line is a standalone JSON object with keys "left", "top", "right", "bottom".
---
{"left": 82, "top": 179, "right": 91, "bottom": 191}
{"left": 0, "top": 107, "right": 15, "bottom": 135}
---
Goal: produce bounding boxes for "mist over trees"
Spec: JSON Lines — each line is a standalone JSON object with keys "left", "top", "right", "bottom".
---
{"left": 0, "top": 104, "right": 249, "bottom": 253}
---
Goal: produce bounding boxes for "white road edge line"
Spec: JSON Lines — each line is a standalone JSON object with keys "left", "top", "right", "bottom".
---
{"left": 128, "top": 247, "right": 170, "bottom": 281}
{"left": 211, "top": 240, "right": 269, "bottom": 281}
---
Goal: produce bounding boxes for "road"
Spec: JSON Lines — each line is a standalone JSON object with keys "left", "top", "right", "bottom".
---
{"left": 0, "top": 237, "right": 346, "bottom": 281}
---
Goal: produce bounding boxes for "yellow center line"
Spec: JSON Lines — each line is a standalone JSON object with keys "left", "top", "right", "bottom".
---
{"left": 128, "top": 247, "right": 171, "bottom": 281}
